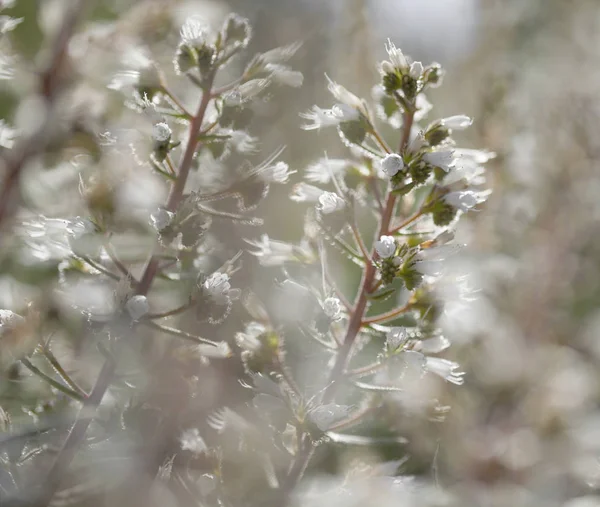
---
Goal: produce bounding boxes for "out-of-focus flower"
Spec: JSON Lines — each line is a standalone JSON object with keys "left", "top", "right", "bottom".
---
{"left": 386, "top": 327, "right": 408, "bottom": 350}
{"left": 290, "top": 183, "right": 325, "bottom": 202}
{"left": 440, "top": 115, "right": 472, "bottom": 130}
{"left": 317, "top": 192, "right": 345, "bottom": 214}
{"left": 304, "top": 158, "right": 350, "bottom": 184}
{"left": 125, "top": 295, "right": 149, "bottom": 321}
{"left": 443, "top": 190, "right": 490, "bottom": 212}
{"left": 235, "top": 321, "right": 265, "bottom": 352}
{"left": 323, "top": 297, "right": 343, "bottom": 321}
{"left": 180, "top": 428, "right": 208, "bottom": 455}
{"left": 202, "top": 272, "right": 240, "bottom": 305}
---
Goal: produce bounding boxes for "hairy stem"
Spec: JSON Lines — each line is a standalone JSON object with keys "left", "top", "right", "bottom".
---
{"left": 279, "top": 108, "right": 416, "bottom": 503}
{"left": 37, "top": 71, "right": 217, "bottom": 507}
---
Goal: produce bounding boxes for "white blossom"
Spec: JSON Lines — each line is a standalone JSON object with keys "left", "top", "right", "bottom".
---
{"left": 441, "top": 115, "right": 473, "bottom": 130}
{"left": 326, "top": 75, "right": 363, "bottom": 109}
{"left": 235, "top": 322, "right": 265, "bottom": 352}
{"left": 150, "top": 208, "right": 174, "bottom": 231}
{"left": 304, "top": 158, "right": 350, "bottom": 184}
{"left": 323, "top": 297, "right": 342, "bottom": 321}
{"left": 423, "top": 150, "right": 455, "bottom": 172}
{"left": 202, "top": 272, "right": 240, "bottom": 305}
{"left": 300, "top": 106, "right": 341, "bottom": 130}
{"left": 381, "top": 154, "right": 404, "bottom": 177}
{"left": 386, "top": 327, "right": 408, "bottom": 350}
{"left": 425, "top": 357, "right": 464, "bottom": 385}
{"left": 374, "top": 235, "right": 396, "bottom": 258}
{"left": 125, "top": 295, "right": 149, "bottom": 321}
{"left": 384, "top": 39, "right": 408, "bottom": 71}
{"left": 196, "top": 341, "right": 232, "bottom": 358}
{"left": 180, "top": 428, "right": 208, "bottom": 454}
{"left": 443, "top": 190, "right": 489, "bottom": 212}
{"left": 245, "top": 234, "right": 296, "bottom": 266}
{"left": 260, "top": 161, "right": 295, "bottom": 184}
{"left": 152, "top": 122, "right": 171, "bottom": 143}
{"left": 290, "top": 183, "right": 325, "bottom": 203}
{"left": 266, "top": 63, "right": 304, "bottom": 87}
{"left": 409, "top": 61, "right": 424, "bottom": 79}
{"left": 180, "top": 17, "right": 208, "bottom": 47}
{"left": 418, "top": 336, "right": 450, "bottom": 354}
{"left": 317, "top": 192, "right": 345, "bottom": 214}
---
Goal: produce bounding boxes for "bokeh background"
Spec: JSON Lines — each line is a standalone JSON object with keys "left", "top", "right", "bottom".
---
{"left": 2, "top": 1, "right": 600, "bottom": 506}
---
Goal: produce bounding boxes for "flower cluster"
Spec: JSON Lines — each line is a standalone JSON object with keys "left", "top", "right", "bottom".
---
{"left": 0, "top": 9, "right": 490, "bottom": 507}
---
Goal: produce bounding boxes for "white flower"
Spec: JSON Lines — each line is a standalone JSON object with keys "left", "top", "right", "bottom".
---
{"left": 125, "top": 295, "right": 149, "bottom": 321}
{"left": 381, "top": 154, "right": 404, "bottom": 177}
{"left": 235, "top": 322, "right": 265, "bottom": 352}
{"left": 418, "top": 336, "right": 450, "bottom": 354}
{"left": 423, "top": 150, "right": 455, "bottom": 172}
{"left": 265, "top": 63, "right": 304, "bottom": 87}
{"left": 202, "top": 272, "right": 240, "bottom": 305}
{"left": 0, "top": 119, "right": 17, "bottom": 148}
{"left": 180, "top": 17, "right": 208, "bottom": 47}
{"left": 228, "top": 130, "right": 259, "bottom": 154}
{"left": 180, "top": 428, "right": 207, "bottom": 454}
{"left": 331, "top": 103, "right": 360, "bottom": 122}
{"left": 0, "top": 310, "right": 25, "bottom": 336}
{"left": 323, "top": 297, "right": 342, "bottom": 321}
{"left": 374, "top": 235, "right": 396, "bottom": 258}
{"left": 304, "top": 158, "right": 350, "bottom": 184}
{"left": 326, "top": 75, "right": 363, "bottom": 109}
{"left": 66, "top": 217, "right": 96, "bottom": 238}
{"left": 150, "top": 208, "right": 174, "bottom": 231}
{"left": 443, "top": 190, "right": 489, "bottom": 212}
{"left": 409, "top": 61, "right": 424, "bottom": 79}
{"left": 440, "top": 115, "right": 472, "bottom": 130}
{"left": 317, "top": 192, "right": 345, "bottom": 214}
{"left": 245, "top": 234, "right": 296, "bottom": 266}
{"left": 152, "top": 122, "right": 171, "bottom": 143}
{"left": 196, "top": 341, "right": 232, "bottom": 358}
{"left": 290, "top": 183, "right": 325, "bottom": 202}
{"left": 384, "top": 39, "right": 408, "bottom": 71}
{"left": 260, "top": 161, "right": 295, "bottom": 184}
{"left": 386, "top": 327, "right": 408, "bottom": 350}
{"left": 425, "top": 357, "right": 464, "bottom": 385}
{"left": 238, "top": 78, "right": 271, "bottom": 100}
{"left": 300, "top": 106, "right": 341, "bottom": 130}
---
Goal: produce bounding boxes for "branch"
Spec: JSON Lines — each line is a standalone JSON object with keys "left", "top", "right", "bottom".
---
{"left": 0, "top": 0, "right": 88, "bottom": 233}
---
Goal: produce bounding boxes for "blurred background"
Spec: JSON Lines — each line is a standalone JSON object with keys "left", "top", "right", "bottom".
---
{"left": 2, "top": 0, "right": 600, "bottom": 506}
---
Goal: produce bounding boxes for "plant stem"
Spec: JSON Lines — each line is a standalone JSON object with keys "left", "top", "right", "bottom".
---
{"left": 279, "top": 108, "right": 416, "bottom": 503}
{"left": 37, "top": 70, "right": 217, "bottom": 507}
{"left": 21, "top": 358, "right": 86, "bottom": 403}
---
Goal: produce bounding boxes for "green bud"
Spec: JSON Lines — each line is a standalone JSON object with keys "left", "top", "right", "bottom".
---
{"left": 425, "top": 126, "right": 449, "bottom": 146}
{"left": 431, "top": 201, "right": 457, "bottom": 226}
{"left": 383, "top": 72, "right": 402, "bottom": 94}
{"left": 409, "top": 160, "right": 432, "bottom": 185}
{"left": 424, "top": 63, "right": 443, "bottom": 87}
{"left": 401, "top": 75, "right": 418, "bottom": 101}
{"left": 380, "top": 258, "right": 398, "bottom": 285}
{"left": 197, "top": 45, "right": 216, "bottom": 78}
{"left": 399, "top": 263, "right": 423, "bottom": 291}
{"left": 174, "top": 43, "right": 197, "bottom": 74}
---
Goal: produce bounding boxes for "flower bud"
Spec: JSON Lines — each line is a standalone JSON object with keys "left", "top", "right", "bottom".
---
{"left": 381, "top": 154, "right": 404, "bottom": 178}
{"left": 126, "top": 295, "right": 149, "bottom": 321}
{"left": 374, "top": 235, "right": 396, "bottom": 258}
